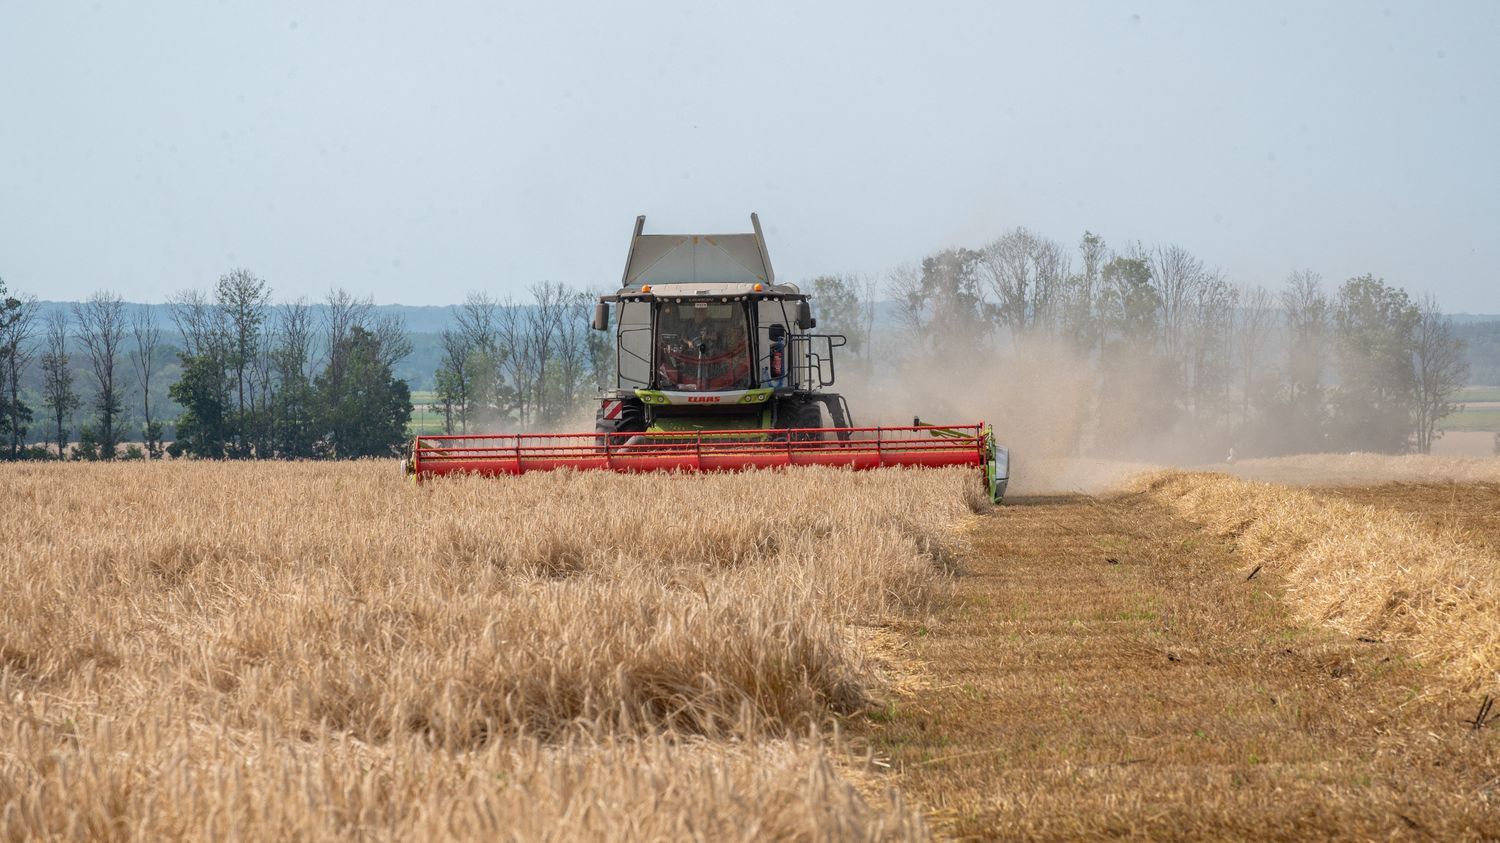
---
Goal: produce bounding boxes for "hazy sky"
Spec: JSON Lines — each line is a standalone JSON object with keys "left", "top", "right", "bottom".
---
{"left": 2, "top": 1, "right": 1496, "bottom": 310}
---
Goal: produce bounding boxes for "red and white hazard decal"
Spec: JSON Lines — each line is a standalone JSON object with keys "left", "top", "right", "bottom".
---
{"left": 602, "top": 399, "right": 623, "bottom": 420}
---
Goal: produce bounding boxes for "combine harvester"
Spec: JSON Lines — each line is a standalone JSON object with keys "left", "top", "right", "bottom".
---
{"left": 407, "top": 214, "right": 1010, "bottom": 502}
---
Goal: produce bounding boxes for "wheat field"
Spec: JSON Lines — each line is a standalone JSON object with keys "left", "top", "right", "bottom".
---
{"left": 0, "top": 462, "right": 985, "bottom": 841}
{"left": 7, "top": 457, "right": 1498, "bottom": 839}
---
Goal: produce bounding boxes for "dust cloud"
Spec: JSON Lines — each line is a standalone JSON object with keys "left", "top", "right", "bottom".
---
{"left": 833, "top": 336, "right": 1170, "bottom": 494}
{"left": 830, "top": 333, "right": 1497, "bottom": 494}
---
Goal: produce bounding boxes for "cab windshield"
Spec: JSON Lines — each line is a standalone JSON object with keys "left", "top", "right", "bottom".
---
{"left": 654, "top": 301, "right": 753, "bottom": 391}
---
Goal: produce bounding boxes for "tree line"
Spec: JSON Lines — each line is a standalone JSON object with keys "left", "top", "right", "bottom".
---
{"left": 428, "top": 283, "right": 612, "bottom": 433}
{"left": 809, "top": 227, "right": 1473, "bottom": 459}
{"left": 0, "top": 228, "right": 1484, "bottom": 463}
{"left": 0, "top": 273, "right": 412, "bottom": 460}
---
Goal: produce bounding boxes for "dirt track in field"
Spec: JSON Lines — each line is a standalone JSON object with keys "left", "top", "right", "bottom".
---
{"left": 858, "top": 489, "right": 1500, "bottom": 841}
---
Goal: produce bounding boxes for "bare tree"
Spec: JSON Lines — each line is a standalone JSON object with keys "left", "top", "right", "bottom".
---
{"left": 1412, "top": 293, "right": 1468, "bottom": 454}
{"left": 271, "top": 299, "right": 316, "bottom": 384}
{"left": 40, "top": 310, "right": 79, "bottom": 457}
{"left": 528, "top": 282, "right": 570, "bottom": 422}
{"left": 435, "top": 329, "right": 471, "bottom": 433}
{"left": 373, "top": 312, "right": 412, "bottom": 372}
{"left": 978, "top": 227, "right": 1070, "bottom": 338}
{"left": 1232, "top": 285, "right": 1276, "bottom": 418}
{"left": 1276, "top": 269, "right": 1331, "bottom": 453}
{"left": 884, "top": 261, "right": 928, "bottom": 351}
{"left": 269, "top": 299, "right": 318, "bottom": 457}
{"left": 0, "top": 295, "right": 39, "bottom": 456}
{"left": 496, "top": 296, "right": 535, "bottom": 428}
{"left": 321, "top": 288, "right": 374, "bottom": 394}
{"left": 1281, "top": 270, "right": 1328, "bottom": 402}
{"left": 456, "top": 291, "right": 500, "bottom": 351}
{"left": 168, "top": 288, "right": 223, "bottom": 358}
{"left": 130, "top": 305, "right": 163, "bottom": 456}
{"left": 216, "top": 270, "right": 271, "bottom": 456}
{"left": 448, "top": 292, "right": 502, "bottom": 427}
{"left": 1183, "top": 274, "right": 1235, "bottom": 430}
{"left": 1150, "top": 244, "right": 1207, "bottom": 360}
{"left": 553, "top": 289, "right": 594, "bottom": 416}
{"left": 73, "top": 291, "right": 128, "bottom": 459}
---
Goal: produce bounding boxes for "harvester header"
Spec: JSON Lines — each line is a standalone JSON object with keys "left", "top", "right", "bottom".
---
{"left": 408, "top": 214, "right": 1011, "bottom": 502}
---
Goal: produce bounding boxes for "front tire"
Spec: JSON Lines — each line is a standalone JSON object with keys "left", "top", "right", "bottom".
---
{"left": 595, "top": 398, "right": 646, "bottom": 446}
{"left": 773, "top": 399, "right": 825, "bottom": 441}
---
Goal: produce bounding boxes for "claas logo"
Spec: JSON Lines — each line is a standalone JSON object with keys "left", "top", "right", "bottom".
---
{"left": 687, "top": 396, "right": 721, "bottom": 403}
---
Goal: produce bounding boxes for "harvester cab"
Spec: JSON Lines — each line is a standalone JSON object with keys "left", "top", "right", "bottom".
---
{"left": 406, "top": 214, "right": 1010, "bottom": 503}
{"left": 590, "top": 213, "right": 853, "bottom": 440}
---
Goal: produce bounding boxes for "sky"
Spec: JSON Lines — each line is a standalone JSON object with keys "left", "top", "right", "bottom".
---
{"left": 1, "top": 1, "right": 1496, "bottom": 310}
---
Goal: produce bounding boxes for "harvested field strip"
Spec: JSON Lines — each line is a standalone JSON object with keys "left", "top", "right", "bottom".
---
{"left": 0, "top": 462, "right": 979, "bottom": 840}
{"left": 1141, "top": 471, "right": 1500, "bottom": 693}
{"left": 864, "top": 491, "right": 1500, "bottom": 839}
{"left": 1310, "top": 482, "right": 1500, "bottom": 554}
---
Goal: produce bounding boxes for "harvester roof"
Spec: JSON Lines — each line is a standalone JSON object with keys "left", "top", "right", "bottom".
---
{"left": 620, "top": 213, "right": 776, "bottom": 290}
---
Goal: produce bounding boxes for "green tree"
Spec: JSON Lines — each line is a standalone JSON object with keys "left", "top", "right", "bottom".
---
{"left": 0, "top": 279, "right": 25, "bottom": 455}
{"left": 1062, "top": 231, "right": 1108, "bottom": 354}
{"left": 809, "top": 274, "right": 874, "bottom": 358}
{"left": 0, "top": 278, "right": 19, "bottom": 331}
{"left": 433, "top": 362, "right": 464, "bottom": 434}
{"left": 317, "top": 326, "right": 412, "bottom": 458}
{"left": 168, "top": 349, "right": 231, "bottom": 458}
{"left": 1094, "top": 255, "right": 1178, "bottom": 457}
{"left": 269, "top": 301, "right": 319, "bottom": 458}
{"left": 74, "top": 425, "right": 100, "bottom": 461}
{"left": 435, "top": 328, "right": 472, "bottom": 433}
{"left": 270, "top": 368, "right": 318, "bottom": 457}
{"left": 901, "top": 248, "right": 989, "bottom": 358}
{"left": 1331, "top": 274, "right": 1419, "bottom": 453}
{"left": 1098, "top": 255, "right": 1158, "bottom": 344}
{"left": 167, "top": 289, "right": 233, "bottom": 458}
{"left": 0, "top": 293, "right": 37, "bottom": 457}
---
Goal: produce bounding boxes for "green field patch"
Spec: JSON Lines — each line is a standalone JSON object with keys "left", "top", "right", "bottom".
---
{"left": 1457, "top": 386, "right": 1500, "bottom": 403}
{"left": 1440, "top": 407, "right": 1500, "bottom": 432}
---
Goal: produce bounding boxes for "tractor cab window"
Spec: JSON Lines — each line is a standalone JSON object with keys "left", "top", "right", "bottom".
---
{"left": 654, "top": 301, "right": 752, "bottom": 391}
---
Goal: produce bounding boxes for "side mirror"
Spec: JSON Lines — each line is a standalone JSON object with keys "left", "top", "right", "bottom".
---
{"left": 796, "top": 301, "right": 814, "bottom": 330}
{"left": 591, "top": 301, "right": 610, "bottom": 331}
{"left": 768, "top": 323, "right": 786, "bottom": 342}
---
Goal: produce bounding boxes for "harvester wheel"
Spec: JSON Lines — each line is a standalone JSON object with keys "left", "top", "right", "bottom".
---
{"left": 773, "top": 399, "right": 825, "bottom": 441}
{"left": 594, "top": 397, "right": 646, "bottom": 447}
